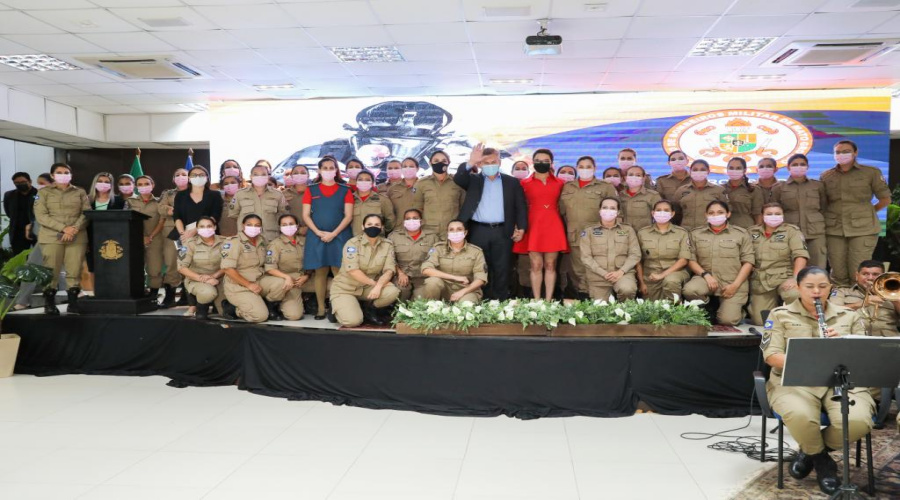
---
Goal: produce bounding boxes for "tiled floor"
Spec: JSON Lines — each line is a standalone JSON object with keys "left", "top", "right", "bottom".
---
{"left": 0, "top": 374, "right": 785, "bottom": 499}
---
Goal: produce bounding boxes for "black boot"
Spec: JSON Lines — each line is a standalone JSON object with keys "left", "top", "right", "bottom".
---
{"left": 66, "top": 288, "right": 80, "bottom": 315}
{"left": 175, "top": 287, "right": 189, "bottom": 306}
{"left": 302, "top": 293, "right": 317, "bottom": 315}
{"left": 362, "top": 302, "right": 387, "bottom": 327}
{"left": 266, "top": 300, "right": 284, "bottom": 321}
{"left": 195, "top": 302, "right": 210, "bottom": 320}
{"left": 373, "top": 305, "right": 394, "bottom": 326}
{"left": 789, "top": 450, "right": 815, "bottom": 479}
{"left": 813, "top": 451, "right": 840, "bottom": 494}
{"left": 159, "top": 285, "right": 175, "bottom": 309}
{"left": 43, "top": 288, "right": 59, "bottom": 315}
{"left": 147, "top": 288, "right": 159, "bottom": 301}
{"left": 221, "top": 300, "right": 237, "bottom": 320}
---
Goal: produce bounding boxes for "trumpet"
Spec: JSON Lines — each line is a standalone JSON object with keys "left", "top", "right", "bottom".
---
{"left": 862, "top": 272, "right": 900, "bottom": 334}
{"left": 814, "top": 298, "right": 828, "bottom": 338}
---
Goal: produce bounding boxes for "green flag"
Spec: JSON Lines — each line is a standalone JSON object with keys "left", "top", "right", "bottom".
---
{"left": 130, "top": 148, "right": 143, "bottom": 177}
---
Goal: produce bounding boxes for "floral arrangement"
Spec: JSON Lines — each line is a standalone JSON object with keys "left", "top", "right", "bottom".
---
{"left": 393, "top": 296, "right": 711, "bottom": 333}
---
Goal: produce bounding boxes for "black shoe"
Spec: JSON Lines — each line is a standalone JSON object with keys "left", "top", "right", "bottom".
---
{"left": 266, "top": 300, "right": 284, "bottom": 321}
{"left": 789, "top": 451, "right": 815, "bottom": 480}
{"left": 575, "top": 292, "right": 591, "bottom": 301}
{"left": 326, "top": 309, "right": 337, "bottom": 323}
{"left": 159, "top": 285, "right": 176, "bottom": 309}
{"left": 43, "top": 289, "right": 59, "bottom": 315}
{"left": 362, "top": 303, "right": 387, "bottom": 326}
{"left": 813, "top": 451, "right": 841, "bottom": 495}
{"left": 175, "top": 288, "right": 189, "bottom": 306}
{"left": 147, "top": 288, "right": 159, "bottom": 300}
{"left": 195, "top": 302, "right": 209, "bottom": 320}
{"left": 302, "top": 294, "right": 317, "bottom": 315}
{"left": 374, "top": 305, "right": 394, "bottom": 325}
{"left": 314, "top": 314, "right": 326, "bottom": 320}
{"left": 221, "top": 300, "right": 238, "bottom": 320}
{"left": 66, "top": 288, "right": 80, "bottom": 315}
{"left": 186, "top": 293, "right": 197, "bottom": 307}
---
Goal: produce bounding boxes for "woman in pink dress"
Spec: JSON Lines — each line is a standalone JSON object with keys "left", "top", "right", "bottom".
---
{"left": 513, "top": 148, "right": 570, "bottom": 300}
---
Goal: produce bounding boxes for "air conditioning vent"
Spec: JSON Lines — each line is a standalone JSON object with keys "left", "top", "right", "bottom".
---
{"left": 763, "top": 39, "right": 899, "bottom": 67}
{"left": 75, "top": 56, "right": 205, "bottom": 80}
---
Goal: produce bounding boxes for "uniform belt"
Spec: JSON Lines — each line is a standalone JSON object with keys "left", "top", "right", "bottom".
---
{"left": 472, "top": 221, "right": 504, "bottom": 228}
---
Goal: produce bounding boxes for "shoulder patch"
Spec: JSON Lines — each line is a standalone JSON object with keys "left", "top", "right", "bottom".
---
{"left": 751, "top": 233, "right": 761, "bottom": 240}
{"left": 411, "top": 187, "right": 417, "bottom": 193}
{"left": 223, "top": 243, "right": 231, "bottom": 250}
{"left": 764, "top": 319, "right": 774, "bottom": 330}
{"left": 33, "top": 194, "right": 39, "bottom": 201}
{"left": 580, "top": 230, "right": 587, "bottom": 238}
{"left": 346, "top": 246, "right": 357, "bottom": 254}
{"left": 266, "top": 250, "right": 273, "bottom": 256}
{"left": 428, "top": 247, "right": 435, "bottom": 254}
{"left": 831, "top": 288, "right": 837, "bottom": 297}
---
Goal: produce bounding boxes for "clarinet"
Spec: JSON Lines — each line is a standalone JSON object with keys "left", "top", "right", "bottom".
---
{"left": 814, "top": 298, "right": 828, "bottom": 338}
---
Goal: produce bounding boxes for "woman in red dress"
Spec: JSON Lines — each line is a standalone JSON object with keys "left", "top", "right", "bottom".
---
{"left": 513, "top": 148, "right": 570, "bottom": 300}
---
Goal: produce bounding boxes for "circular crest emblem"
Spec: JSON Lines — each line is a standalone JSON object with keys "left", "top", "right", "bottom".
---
{"left": 662, "top": 109, "right": 812, "bottom": 173}
{"left": 99, "top": 239, "right": 124, "bottom": 260}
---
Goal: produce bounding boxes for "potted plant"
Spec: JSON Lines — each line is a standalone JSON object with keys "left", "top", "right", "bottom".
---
{"left": 0, "top": 248, "right": 53, "bottom": 378}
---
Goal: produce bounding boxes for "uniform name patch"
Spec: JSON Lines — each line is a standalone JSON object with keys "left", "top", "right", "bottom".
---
{"left": 347, "top": 246, "right": 357, "bottom": 254}
{"left": 592, "top": 229, "right": 603, "bottom": 236}
{"left": 773, "top": 234, "right": 785, "bottom": 241}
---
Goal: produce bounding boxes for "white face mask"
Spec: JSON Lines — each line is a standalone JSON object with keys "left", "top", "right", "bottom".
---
{"left": 763, "top": 214, "right": 784, "bottom": 227}
{"left": 577, "top": 168, "right": 595, "bottom": 180}
{"left": 690, "top": 170, "right": 708, "bottom": 182}
{"left": 789, "top": 165, "right": 808, "bottom": 177}
{"left": 834, "top": 152, "right": 854, "bottom": 165}
{"left": 669, "top": 159, "right": 688, "bottom": 171}
{"left": 599, "top": 209, "right": 618, "bottom": 222}
{"left": 618, "top": 159, "right": 635, "bottom": 169}
{"left": 189, "top": 176, "right": 207, "bottom": 187}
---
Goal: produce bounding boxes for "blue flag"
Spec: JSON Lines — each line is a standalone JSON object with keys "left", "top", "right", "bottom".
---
{"left": 185, "top": 149, "right": 194, "bottom": 171}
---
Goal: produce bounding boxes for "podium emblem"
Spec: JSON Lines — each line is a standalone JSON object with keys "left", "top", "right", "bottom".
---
{"left": 99, "top": 239, "right": 124, "bottom": 260}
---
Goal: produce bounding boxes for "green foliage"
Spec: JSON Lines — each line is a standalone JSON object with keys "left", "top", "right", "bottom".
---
{"left": 0, "top": 249, "right": 53, "bottom": 328}
{"left": 885, "top": 185, "right": 900, "bottom": 263}
{"left": 393, "top": 297, "right": 711, "bottom": 333}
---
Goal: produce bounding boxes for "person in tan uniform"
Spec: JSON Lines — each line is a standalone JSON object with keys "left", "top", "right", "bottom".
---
{"left": 351, "top": 171, "right": 395, "bottom": 235}
{"left": 221, "top": 214, "right": 282, "bottom": 323}
{"left": 754, "top": 157, "right": 781, "bottom": 205}
{"left": 559, "top": 155, "right": 618, "bottom": 298}
{"left": 158, "top": 168, "right": 189, "bottom": 308}
{"left": 675, "top": 160, "right": 726, "bottom": 230}
{"left": 389, "top": 208, "right": 440, "bottom": 300}
{"left": 655, "top": 150, "right": 691, "bottom": 224}
{"left": 602, "top": 167, "right": 624, "bottom": 194}
{"left": 219, "top": 175, "right": 241, "bottom": 237}
{"left": 33, "top": 163, "right": 90, "bottom": 314}
{"left": 422, "top": 220, "right": 488, "bottom": 304}
{"left": 125, "top": 175, "right": 165, "bottom": 301}
{"left": 636, "top": 200, "right": 693, "bottom": 301}
{"left": 344, "top": 158, "right": 364, "bottom": 190}
{"left": 723, "top": 157, "right": 763, "bottom": 228}
{"left": 771, "top": 153, "right": 828, "bottom": 269}
{"left": 231, "top": 164, "right": 288, "bottom": 242}
{"left": 177, "top": 216, "right": 225, "bottom": 320}
{"left": 822, "top": 140, "right": 891, "bottom": 287}
{"left": 329, "top": 214, "right": 400, "bottom": 327}
{"left": 761, "top": 266, "right": 872, "bottom": 495}
{"left": 684, "top": 200, "right": 755, "bottom": 325}
{"left": 282, "top": 165, "right": 309, "bottom": 237}
{"left": 620, "top": 165, "right": 661, "bottom": 231}
{"left": 747, "top": 203, "right": 809, "bottom": 325}
{"left": 830, "top": 260, "right": 899, "bottom": 337}
{"left": 386, "top": 157, "right": 419, "bottom": 222}
{"left": 378, "top": 159, "right": 403, "bottom": 194}
{"left": 259, "top": 214, "right": 316, "bottom": 321}
{"left": 412, "top": 150, "right": 465, "bottom": 239}
{"left": 579, "top": 197, "right": 641, "bottom": 301}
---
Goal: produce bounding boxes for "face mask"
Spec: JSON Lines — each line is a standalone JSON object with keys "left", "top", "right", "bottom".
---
{"left": 280, "top": 224, "right": 298, "bottom": 237}
{"left": 404, "top": 219, "right": 422, "bottom": 232}
{"left": 600, "top": 209, "right": 618, "bottom": 222}
{"left": 291, "top": 174, "right": 309, "bottom": 185}
{"left": 54, "top": 173, "right": 71, "bottom": 185}
{"left": 363, "top": 226, "right": 382, "bottom": 238}
{"left": 533, "top": 162, "right": 551, "bottom": 174}
{"left": 604, "top": 177, "right": 621, "bottom": 187}
{"left": 319, "top": 170, "right": 336, "bottom": 182}
{"left": 284, "top": 175, "right": 295, "bottom": 187}
{"left": 481, "top": 164, "right": 500, "bottom": 177}
{"left": 690, "top": 170, "right": 708, "bottom": 182}
{"left": 757, "top": 167, "right": 776, "bottom": 179}
{"left": 251, "top": 175, "right": 268, "bottom": 187}
{"left": 401, "top": 166, "right": 418, "bottom": 179}
{"left": 94, "top": 182, "right": 111, "bottom": 193}
{"left": 763, "top": 214, "right": 784, "bottom": 227}
{"left": 347, "top": 167, "right": 362, "bottom": 179}
{"left": 834, "top": 152, "right": 853, "bottom": 165}
{"left": 190, "top": 176, "right": 207, "bottom": 187}
{"left": 15, "top": 183, "right": 30, "bottom": 193}
{"left": 37, "top": 184, "right": 48, "bottom": 190}
{"left": 618, "top": 160, "right": 635, "bottom": 169}
{"left": 789, "top": 166, "right": 808, "bottom": 177}
{"left": 138, "top": 185, "right": 153, "bottom": 195}
{"left": 625, "top": 175, "right": 643, "bottom": 189}
{"left": 174, "top": 175, "right": 189, "bottom": 188}
{"left": 707, "top": 214, "right": 727, "bottom": 226}
{"left": 356, "top": 180, "right": 373, "bottom": 192}
{"left": 669, "top": 159, "right": 688, "bottom": 171}
{"left": 387, "top": 168, "right": 402, "bottom": 180}
{"left": 198, "top": 227, "right": 216, "bottom": 238}
{"left": 119, "top": 185, "right": 134, "bottom": 196}
{"left": 431, "top": 162, "right": 448, "bottom": 174}
{"left": 224, "top": 167, "right": 241, "bottom": 178}
{"left": 223, "top": 184, "right": 239, "bottom": 195}
{"left": 512, "top": 169, "right": 529, "bottom": 179}
{"left": 577, "top": 168, "right": 595, "bottom": 180}
{"left": 653, "top": 211, "right": 674, "bottom": 224}
{"left": 244, "top": 226, "right": 262, "bottom": 238}
{"left": 447, "top": 231, "right": 466, "bottom": 243}
{"left": 558, "top": 172, "right": 575, "bottom": 182}
{"left": 726, "top": 170, "right": 744, "bottom": 181}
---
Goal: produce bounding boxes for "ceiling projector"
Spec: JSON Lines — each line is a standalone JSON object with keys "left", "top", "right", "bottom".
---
{"left": 525, "top": 20, "right": 562, "bottom": 56}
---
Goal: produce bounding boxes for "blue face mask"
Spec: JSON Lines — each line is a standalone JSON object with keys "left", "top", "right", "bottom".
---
{"left": 481, "top": 164, "right": 500, "bottom": 177}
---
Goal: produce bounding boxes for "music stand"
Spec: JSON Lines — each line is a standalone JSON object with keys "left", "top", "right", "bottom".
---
{"left": 783, "top": 337, "right": 900, "bottom": 499}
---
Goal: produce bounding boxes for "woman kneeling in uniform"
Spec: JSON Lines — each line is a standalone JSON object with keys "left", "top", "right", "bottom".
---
{"left": 389, "top": 208, "right": 440, "bottom": 300}
{"left": 329, "top": 214, "right": 401, "bottom": 327}
{"left": 259, "top": 214, "right": 315, "bottom": 321}
{"left": 762, "top": 266, "right": 873, "bottom": 494}
{"left": 683, "top": 200, "right": 755, "bottom": 325}
{"left": 579, "top": 198, "right": 641, "bottom": 302}
{"left": 421, "top": 220, "right": 488, "bottom": 304}
{"left": 221, "top": 214, "right": 283, "bottom": 323}
{"left": 747, "top": 203, "right": 809, "bottom": 325}
{"left": 636, "top": 200, "right": 692, "bottom": 301}
{"left": 177, "top": 216, "right": 225, "bottom": 319}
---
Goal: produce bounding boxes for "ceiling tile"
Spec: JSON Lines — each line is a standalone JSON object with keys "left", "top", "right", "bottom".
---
{"left": 625, "top": 16, "right": 717, "bottom": 38}
{"left": 3, "top": 0, "right": 94, "bottom": 9}
{"left": 49, "top": 95, "right": 118, "bottom": 106}
{"left": 123, "top": 81, "right": 190, "bottom": 93}
{"left": 280, "top": 1, "right": 379, "bottom": 27}
{"left": 0, "top": 11, "right": 62, "bottom": 35}
{"left": 151, "top": 92, "right": 209, "bottom": 102}
{"left": 33, "top": 69, "right": 114, "bottom": 84}
{"left": 637, "top": 0, "right": 732, "bottom": 16}
{"left": 185, "top": 49, "right": 270, "bottom": 66}
{"left": 549, "top": 18, "right": 630, "bottom": 40}
{"left": 132, "top": 104, "right": 198, "bottom": 113}
{"left": 870, "top": 12, "right": 900, "bottom": 34}
{"left": 542, "top": 58, "right": 611, "bottom": 73}
{"left": 92, "top": 0, "right": 183, "bottom": 6}
{"left": 345, "top": 61, "right": 423, "bottom": 76}
{"left": 255, "top": 47, "right": 338, "bottom": 64}
{"left": 301, "top": 77, "right": 369, "bottom": 91}
{"left": 0, "top": 71, "right": 54, "bottom": 85}
{"left": 556, "top": 39, "right": 620, "bottom": 58}
{"left": 462, "top": 0, "right": 552, "bottom": 22}
{"left": 80, "top": 32, "right": 175, "bottom": 52}
{"left": 603, "top": 71, "right": 671, "bottom": 84}
{"left": 109, "top": 7, "right": 218, "bottom": 31}
{"left": 365, "top": 86, "right": 427, "bottom": 96}
{"left": 540, "top": 73, "right": 605, "bottom": 86}
{"left": 304, "top": 25, "right": 394, "bottom": 46}
{"left": 227, "top": 28, "right": 318, "bottom": 48}
{"left": 152, "top": 30, "right": 245, "bottom": 51}
{"left": 664, "top": 71, "right": 730, "bottom": 83}
{"left": 386, "top": 23, "right": 469, "bottom": 45}
{"left": 476, "top": 59, "right": 544, "bottom": 75}
{"left": 467, "top": 21, "right": 540, "bottom": 43}
{"left": 423, "top": 74, "right": 482, "bottom": 86}
{"left": 609, "top": 57, "right": 682, "bottom": 72}
{"left": 12, "top": 84, "right": 88, "bottom": 97}
{"left": 4, "top": 34, "right": 107, "bottom": 53}
{"left": 81, "top": 105, "right": 142, "bottom": 114}
{"left": 472, "top": 42, "right": 530, "bottom": 60}
{"left": 398, "top": 43, "right": 474, "bottom": 61}
{"left": 215, "top": 64, "right": 291, "bottom": 80}
{"left": 616, "top": 38, "right": 698, "bottom": 58}
{"left": 728, "top": 0, "right": 828, "bottom": 15}
{"left": 708, "top": 15, "right": 806, "bottom": 37}
{"left": 674, "top": 54, "right": 756, "bottom": 71}
{"left": 106, "top": 93, "right": 165, "bottom": 104}
{"left": 177, "top": 79, "right": 250, "bottom": 92}
{"left": 0, "top": 36, "right": 44, "bottom": 55}
{"left": 281, "top": 63, "right": 351, "bottom": 78}
{"left": 551, "top": 0, "right": 641, "bottom": 18}
{"left": 786, "top": 12, "right": 891, "bottom": 36}
{"left": 70, "top": 82, "right": 142, "bottom": 95}
{"left": 27, "top": 8, "right": 140, "bottom": 33}
{"left": 192, "top": 5, "right": 300, "bottom": 30}
{"left": 370, "top": 0, "right": 464, "bottom": 24}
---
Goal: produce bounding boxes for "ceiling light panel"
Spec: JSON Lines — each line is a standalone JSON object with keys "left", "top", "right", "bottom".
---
{"left": 689, "top": 37, "right": 776, "bottom": 56}
{"left": 331, "top": 46, "right": 405, "bottom": 63}
{"left": 0, "top": 54, "right": 80, "bottom": 71}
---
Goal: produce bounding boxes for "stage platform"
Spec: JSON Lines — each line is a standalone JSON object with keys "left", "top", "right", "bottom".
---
{"left": 6, "top": 305, "right": 764, "bottom": 419}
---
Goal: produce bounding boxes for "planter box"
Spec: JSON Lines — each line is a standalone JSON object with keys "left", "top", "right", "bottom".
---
{"left": 551, "top": 324, "right": 707, "bottom": 338}
{"left": 0, "top": 333, "right": 20, "bottom": 378}
{"left": 395, "top": 323, "right": 548, "bottom": 336}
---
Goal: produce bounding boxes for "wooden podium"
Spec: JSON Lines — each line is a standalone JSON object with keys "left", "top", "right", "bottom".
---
{"left": 79, "top": 210, "right": 158, "bottom": 315}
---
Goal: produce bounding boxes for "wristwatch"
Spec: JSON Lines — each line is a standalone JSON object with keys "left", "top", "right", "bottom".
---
{"left": 700, "top": 271, "right": 711, "bottom": 278}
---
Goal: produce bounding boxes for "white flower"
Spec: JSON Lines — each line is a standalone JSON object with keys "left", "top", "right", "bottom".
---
{"left": 575, "top": 311, "right": 584, "bottom": 319}
{"left": 442, "top": 307, "right": 451, "bottom": 315}
{"left": 661, "top": 303, "right": 671, "bottom": 311}
{"left": 498, "top": 311, "right": 506, "bottom": 321}
{"left": 507, "top": 300, "right": 517, "bottom": 307}
{"left": 636, "top": 298, "right": 644, "bottom": 304}
{"left": 624, "top": 312, "right": 632, "bottom": 322}
{"left": 451, "top": 306, "right": 461, "bottom": 315}
{"left": 465, "top": 312, "right": 475, "bottom": 321}
{"left": 609, "top": 295, "right": 616, "bottom": 304}
{"left": 673, "top": 293, "right": 680, "bottom": 303}
{"left": 617, "top": 320, "right": 629, "bottom": 325}
{"left": 460, "top": 301, "right": 473, "bottom": 308}
{"left": 456, "top": 315, "right": 464, "bottom": 322}
{"left": 398, "top": 305, "right": 412, "bottom": 317}
{"left": 593, "top": 299, "right": 607, "bottom": 306}
{"left": 614, "top": 308, "right": 625, "bottom": 317}
{"left": 550, "top": 322, "right": 558, "bottom": 328}
{"left": 686, "top": 299, "right": 706, "bottom": 308}
{"left": 475, "top": 306, "right": 483, "bottom": 313}
{"left": 568, "top": 318, "right": 577, "bottom": 326}
{"left": 540, "top": 303, "right": 547, "bottom": 311}
{"left": 529, "top": 311, "right": 537, "bottom": 319}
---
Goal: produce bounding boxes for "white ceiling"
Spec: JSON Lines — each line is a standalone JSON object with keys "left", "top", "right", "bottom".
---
{"left": 0, "top": 0, "right": 896, "bottom": 116}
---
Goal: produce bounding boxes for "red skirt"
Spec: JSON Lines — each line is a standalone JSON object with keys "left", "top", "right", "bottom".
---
{"left": 513, "top": 206, "right": 569, "bottom": 254}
